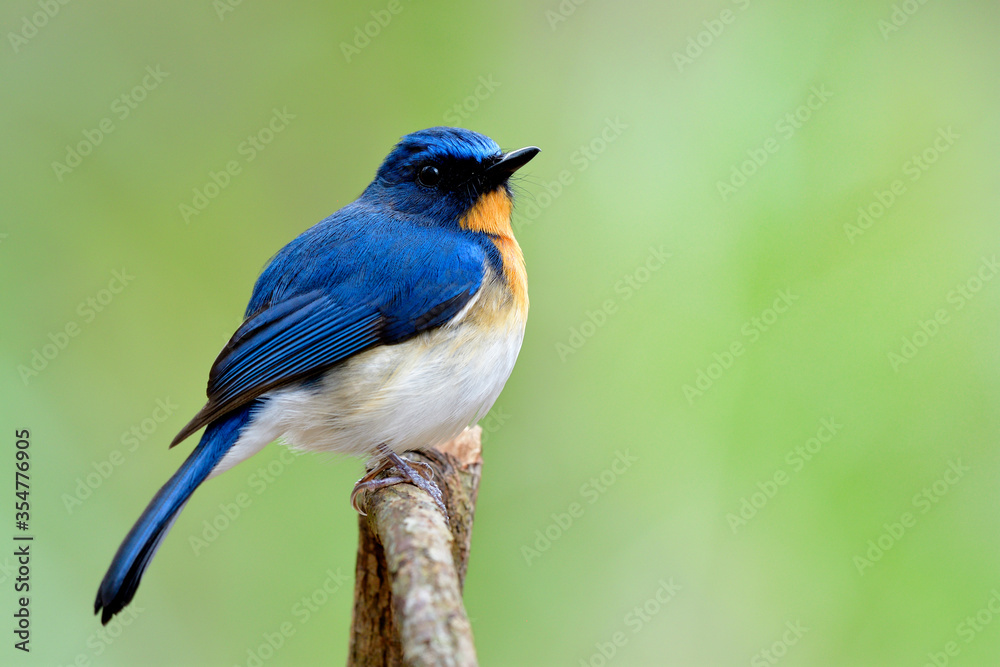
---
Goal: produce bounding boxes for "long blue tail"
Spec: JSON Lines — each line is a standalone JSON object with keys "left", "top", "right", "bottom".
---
{"left": 94, "top": 406, "right": 253, "bottom": 624}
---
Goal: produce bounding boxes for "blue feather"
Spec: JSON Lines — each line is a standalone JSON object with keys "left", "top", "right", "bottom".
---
{"left": 94, "top": 405, "right": 256, "bottom": 623}
{"left": 96, "top": 127, "right": 534, "bottom": 626}
{"left": 171, "top": 208, "right": 487, "bottom": 446}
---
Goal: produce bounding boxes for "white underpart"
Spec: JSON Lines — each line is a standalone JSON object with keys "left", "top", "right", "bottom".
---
{"left": 209, "top": 272, "right": 524, "bottom": 477}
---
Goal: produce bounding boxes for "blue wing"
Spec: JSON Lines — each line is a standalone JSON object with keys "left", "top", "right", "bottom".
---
{"left": 170, "top": 203, "right": 486, "bottom": 447}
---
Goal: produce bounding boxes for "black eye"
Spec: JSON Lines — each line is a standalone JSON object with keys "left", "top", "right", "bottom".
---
{"left": 416, "top": 165, "right": 441, "bottom": 187}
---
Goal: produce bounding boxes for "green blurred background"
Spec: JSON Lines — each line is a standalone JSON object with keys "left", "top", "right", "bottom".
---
{"left": 2, "top": 0, "right": 999, "bottom": 664}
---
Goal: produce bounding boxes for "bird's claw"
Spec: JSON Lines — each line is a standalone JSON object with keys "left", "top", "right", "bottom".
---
{"left": 351, "top": 448, "right": 447, "bottom": 517}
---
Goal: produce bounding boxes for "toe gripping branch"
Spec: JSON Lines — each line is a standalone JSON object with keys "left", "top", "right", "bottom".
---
{"left": 351, "top": 443, "right": 447, "bottom": 517}
{"left": 347, "top": 427, "right": 483, "bottom": 667}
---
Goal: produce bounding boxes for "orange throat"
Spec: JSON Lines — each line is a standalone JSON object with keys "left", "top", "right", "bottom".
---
{"left": 460, "top": 189, "right": 528, "bottom": 312}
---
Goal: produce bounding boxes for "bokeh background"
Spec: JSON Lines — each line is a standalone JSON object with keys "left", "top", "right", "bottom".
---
{"left": 2, "top": 1, "right": 999, "bottom": 664}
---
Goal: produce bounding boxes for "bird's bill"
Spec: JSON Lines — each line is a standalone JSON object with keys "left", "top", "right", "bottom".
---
{"left": 486, "top": 146, "right": 540, "bottom": 181}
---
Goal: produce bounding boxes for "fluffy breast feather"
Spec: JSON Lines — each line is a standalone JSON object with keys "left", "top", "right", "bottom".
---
{"left": 210, "top": 189, "right": 529, "bottom": 475}
{"left": 211, "top": 265, "right": 527, "bottom": 474}
{"left": 459, "top": 189, "right": 529, "bottom": 315}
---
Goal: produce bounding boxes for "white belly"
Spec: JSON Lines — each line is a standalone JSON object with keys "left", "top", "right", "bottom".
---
{"left": 209, "top": 284, "right": 525, "bottom": 476}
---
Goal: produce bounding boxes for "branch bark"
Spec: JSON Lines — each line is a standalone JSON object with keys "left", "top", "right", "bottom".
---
{"left": 347, "top": 426, "right": 483, "bottom": 667}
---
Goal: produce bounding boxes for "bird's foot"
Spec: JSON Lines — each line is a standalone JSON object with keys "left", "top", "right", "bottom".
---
{"left": 351, "top": 446, "right": 447, "bottom": 517}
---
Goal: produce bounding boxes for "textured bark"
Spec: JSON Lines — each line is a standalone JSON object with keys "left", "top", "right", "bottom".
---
{"left": 347, "top": 427, "right": 482, "bottom": 667}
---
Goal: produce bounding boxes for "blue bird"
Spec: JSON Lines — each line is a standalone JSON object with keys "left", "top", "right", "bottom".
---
{"left": 94, "top": 127, "right": 538, "bottom": 624}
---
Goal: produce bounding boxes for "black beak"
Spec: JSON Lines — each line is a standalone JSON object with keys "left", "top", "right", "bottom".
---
{"left": 485, "top": 146, "right": 540, "bottom": 183}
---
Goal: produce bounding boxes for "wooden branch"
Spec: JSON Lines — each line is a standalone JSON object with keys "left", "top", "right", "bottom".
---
{"left": 348, "top": 427, "right": 483, "bottom": 667}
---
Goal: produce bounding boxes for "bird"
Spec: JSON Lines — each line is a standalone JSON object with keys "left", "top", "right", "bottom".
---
{"left": 94, "top": 127, "right": 538, "bottom": 625}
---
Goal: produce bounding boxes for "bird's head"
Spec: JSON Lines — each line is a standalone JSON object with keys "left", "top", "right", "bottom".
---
{"left": 366, "top": 127, "right": 539, "bottom": 237}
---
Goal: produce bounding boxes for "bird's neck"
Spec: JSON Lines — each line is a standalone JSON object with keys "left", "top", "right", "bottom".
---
{"left": 460, "top": 190, "right": 528, "bottom": 314}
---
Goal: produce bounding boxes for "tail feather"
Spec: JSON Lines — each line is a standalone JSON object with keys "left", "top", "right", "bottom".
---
{"left": 94, "top": 406, "right": 253, "bottom": 624}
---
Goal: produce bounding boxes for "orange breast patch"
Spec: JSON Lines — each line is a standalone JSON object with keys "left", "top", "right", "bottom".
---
{"left": 460, "top": 190, "right": 528, "bottom": 312}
